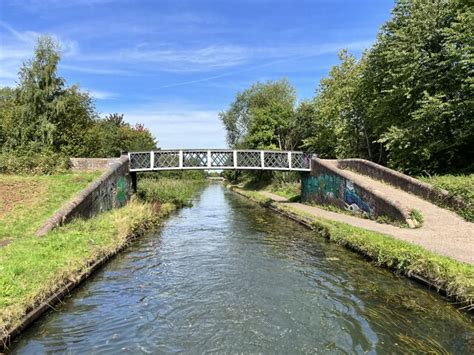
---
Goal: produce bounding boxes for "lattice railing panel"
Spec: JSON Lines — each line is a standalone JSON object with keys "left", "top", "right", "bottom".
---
{"left": 237, "top": 151, "right": 261, "bottom": 167}
{"left": 291, "top": 152, "right": 311, "bottom": 170}
{"left": 183, "top": 151, "right": 208, "bottom": 167}
{"left": 264, "top": 152, "right": 289, "bottom": 168}
{"left": 154, "top": 151, "right": 179, "bottom": 168}
{"left": 130, "top": 152, "right": 151, "bottom": 170}
{"left": 211, "top": 151, "right": 233, "bottom": 167}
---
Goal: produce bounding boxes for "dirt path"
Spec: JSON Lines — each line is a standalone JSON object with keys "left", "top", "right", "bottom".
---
{"left": 261, "top": 169, "right": 474, "bottom": 264}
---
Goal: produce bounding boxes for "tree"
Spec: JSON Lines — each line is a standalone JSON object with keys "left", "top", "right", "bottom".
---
{"left": 362, "top": 0, "right": 474, "bottom": 173}
{"left": 2, "top": 35, "right": 96, "bottom": 155}
{"left": 303, "top": 51, "right": 373, "bottom": 160}
{"left": 84, "top": 114, "right": 157, "bottom": 157}
{"left": 219, "top": 79, "right": 298, "bottom": 150}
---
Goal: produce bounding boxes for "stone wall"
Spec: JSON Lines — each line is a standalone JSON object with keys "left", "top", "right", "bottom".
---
{"left": 301, "top": 159, "right": 412, "bottom": 225}
{"left": 36, "top": 155, "right": 133, "bottom": 236}
{"left": 70, "top": 157, "right": 122, "bottom": 172}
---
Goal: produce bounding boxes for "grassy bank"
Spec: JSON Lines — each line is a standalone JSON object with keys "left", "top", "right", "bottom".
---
{"left": 231, "top": 187, "right": 474, "bottom": 310}
{"left": 0, "top": 175, "right": 204, "bottom": 346}
{"left": 0, "top": 172, "right": 101, "bottom": 242}
{"left": 418, "top": 174, "right": 474, "bottom": 222}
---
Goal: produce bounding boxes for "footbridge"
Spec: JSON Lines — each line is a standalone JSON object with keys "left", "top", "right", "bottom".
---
{"left": 129, "top": 149, "right": 313, "bottom": 172}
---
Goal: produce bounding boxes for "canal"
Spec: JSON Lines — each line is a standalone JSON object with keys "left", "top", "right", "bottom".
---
{"left": 12, "top": 184, "right": 474, "bottom": 353}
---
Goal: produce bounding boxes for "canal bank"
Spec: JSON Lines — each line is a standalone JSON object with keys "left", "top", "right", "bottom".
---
{"left": 0, "top": 175, "right": 204, "bottom": 351}
{"left": 9, "top": 184, "right": 474, "bottom": 353}
{"left": 229, "top": 187, "right": 474, "bottom": 311}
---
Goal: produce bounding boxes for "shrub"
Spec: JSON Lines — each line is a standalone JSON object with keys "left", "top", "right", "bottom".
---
{"left": 0, "top": 151, "right": 69, "bottom": 175}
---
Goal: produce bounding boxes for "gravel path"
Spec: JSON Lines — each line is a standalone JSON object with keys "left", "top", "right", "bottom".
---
{"left": 261, "top": 169, "right": 474, "bottom": 264}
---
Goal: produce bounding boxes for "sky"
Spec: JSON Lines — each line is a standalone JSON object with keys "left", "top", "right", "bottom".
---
{"left": 0, "top": 0, "right": 394, "bottom": 148}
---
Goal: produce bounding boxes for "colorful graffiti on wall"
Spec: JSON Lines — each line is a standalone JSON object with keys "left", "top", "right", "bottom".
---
{"left": 115, "top": 176, "right": 128, "bottom": 205}
{"left": 302, "top": 174, "right": 374, "bottom": 217}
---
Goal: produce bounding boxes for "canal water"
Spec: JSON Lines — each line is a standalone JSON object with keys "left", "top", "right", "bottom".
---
{"left": 12, "top": 184, "right": 474, "bottom": 353}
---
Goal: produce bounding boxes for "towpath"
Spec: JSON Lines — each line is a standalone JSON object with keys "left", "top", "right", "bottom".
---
{"left": 260, "top": 168, "right": 474, "bottom": 264}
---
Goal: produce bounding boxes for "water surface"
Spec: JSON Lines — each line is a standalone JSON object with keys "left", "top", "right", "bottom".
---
{"left": 12, "top": 184, "right": 474, "bottom": 353}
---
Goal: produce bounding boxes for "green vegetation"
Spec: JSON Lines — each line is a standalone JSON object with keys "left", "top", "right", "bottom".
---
{"left": 0, "top": 172, "right": 100, "bottom": 241}
{"left": 268, "top": 182, "right": 300, "bottom": 201}
{"left": 220, "top": 0, "right": 473, "bottom": 176}
{"left": 0, "top": 37, "right": 156, "bottom": 175}
{"left": 419, "top": 174, "right": 474, "bottom": 222}
{"left": 409, "top": 209, "right": 424, "bottom": 228}
{"left": 137, "top": 177, "right": 205, "bottom": 207}
{"left": 232, "top": 187, "right": 474, "bottom": 309}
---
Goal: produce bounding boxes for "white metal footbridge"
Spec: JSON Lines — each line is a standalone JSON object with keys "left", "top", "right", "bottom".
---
{"left": 129, "top": 150, "right": 313, "bottom": 172}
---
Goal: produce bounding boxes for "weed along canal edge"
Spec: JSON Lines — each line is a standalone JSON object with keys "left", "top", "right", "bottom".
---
{"left": 9, "top": 183, "right": 474, "bottom": 353}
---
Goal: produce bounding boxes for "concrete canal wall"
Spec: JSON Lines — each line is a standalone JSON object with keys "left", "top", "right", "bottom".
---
{"left": 301, "top": 158, "right": 413, "bottom": 226}
{"left": 36, "top": 156, "right": 134, "bottom": 236}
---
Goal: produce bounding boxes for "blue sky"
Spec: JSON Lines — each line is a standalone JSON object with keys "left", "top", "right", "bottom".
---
{"left": 0, "top": 0, "right": 394, "bottom": 148}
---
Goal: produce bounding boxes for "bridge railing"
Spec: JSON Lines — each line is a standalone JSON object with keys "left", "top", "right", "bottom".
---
{"left": 129, "top": 149, "right": 313, "bottom": 172}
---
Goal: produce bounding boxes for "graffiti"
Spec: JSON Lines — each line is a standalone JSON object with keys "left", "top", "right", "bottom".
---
{"left": 302, "top": 173, "right": 374, "bottom": 217}
{"left": 115, "top": 176, "right": 128, "bottom": 205}
{"left": 343, "top": 181, "right": 371, "bottom": 215}
{"left": 302, "top": 174, "right": 341, "bottom": 200}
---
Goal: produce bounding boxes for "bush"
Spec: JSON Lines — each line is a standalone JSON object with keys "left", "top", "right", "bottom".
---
{"left": 0, "top": 151, "right": 69, "bottom": 175}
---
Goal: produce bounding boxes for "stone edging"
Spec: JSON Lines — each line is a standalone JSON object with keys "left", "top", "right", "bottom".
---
{"left": 36, "top": 156, "right": 130, "bottom": 237}
{"left": 313, "top": 159, "right": 415, "bottom": 227}
{"left": 336, "top": 159, "right": 467, "bottom": 210}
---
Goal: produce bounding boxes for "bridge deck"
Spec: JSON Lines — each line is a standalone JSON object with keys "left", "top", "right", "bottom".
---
{"left": 129, "top": 149, "right": 313, "bottom": 172}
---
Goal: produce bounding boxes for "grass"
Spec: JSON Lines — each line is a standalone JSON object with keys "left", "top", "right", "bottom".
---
{"left": 0, "top": 199, "right": 168, "bottom": 340}
{"left": 268, "top": 181, "right": 301, "bottom": 201}
{"left": 231, "top": 187, "right": 474, "bottom": 309}
{"left": 137, "top": 177, "right": 205, "bottom": 207}
{"left": 418, "top": 174, "right": 474, "bottom": 222}
{"left": 0, "top": 174, "right": 204, "bottom": 345}
{"left": 0, "top": 172, "right": 101, "bottom": 241}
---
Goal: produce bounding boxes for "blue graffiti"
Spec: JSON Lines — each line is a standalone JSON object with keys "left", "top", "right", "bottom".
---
{"left": 344, "top": 188, "right": 371, "bottom": 214}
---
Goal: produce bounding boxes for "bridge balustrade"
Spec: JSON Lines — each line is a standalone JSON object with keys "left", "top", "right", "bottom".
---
{"left": 129, "top": 149, "right": 313, "bottom": 172}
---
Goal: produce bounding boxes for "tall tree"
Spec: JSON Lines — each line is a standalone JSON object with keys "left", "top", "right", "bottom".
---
{"left": 3, "top": 35, "right": 97, "bottom": 155}
{"left": 219, "top": 79, "right": 298, "bottom": 150}
{"left": 363, "top": 0, "right": 474, "bottom": 173}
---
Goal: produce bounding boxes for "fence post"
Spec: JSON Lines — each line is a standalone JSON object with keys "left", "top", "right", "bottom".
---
{"left": 260, "top": 151, "right": 265, "bottom": 169}
{"left": 233, "top": 150, "right": 237, "bottom": 169}
{"left": 179, "top": 150, "right": 183, "bottom": 169}
{"left": 150, "top": 151, "right": 155, "bottom": 170}
{"left": 207, "top": 150, "right": 212, "bottom": 168}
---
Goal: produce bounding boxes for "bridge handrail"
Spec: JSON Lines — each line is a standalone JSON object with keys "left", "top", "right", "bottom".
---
{"left": 128, "top": 149, "right": 314, "bottom": 172}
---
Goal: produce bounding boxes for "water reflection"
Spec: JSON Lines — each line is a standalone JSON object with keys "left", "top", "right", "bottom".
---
{"left": 12, "top": 184, "right": 474, "bottom": 353}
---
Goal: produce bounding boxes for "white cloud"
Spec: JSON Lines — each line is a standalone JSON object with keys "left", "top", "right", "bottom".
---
{"left": 87, "top": 89, "right": 117, "bottom": 100}
{"left": 60, "top": 64, "right": 132, "bottom": 75}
